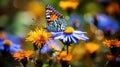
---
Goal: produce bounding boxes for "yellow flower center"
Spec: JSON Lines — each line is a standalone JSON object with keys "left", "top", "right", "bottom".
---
{"left": 64, "top": 27, "right": 74, "bottom": 34}
{"left": 4, "top": 40, "right": 12, "bottom": 46}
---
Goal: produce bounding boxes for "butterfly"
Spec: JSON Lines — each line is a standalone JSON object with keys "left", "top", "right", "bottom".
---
{"left": 46, "top": 5, "right": 66, "bottom": 32}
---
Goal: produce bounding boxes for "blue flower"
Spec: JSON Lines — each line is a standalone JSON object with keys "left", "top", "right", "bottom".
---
{"left": 9, "top": 43, "right": 22, "bottom": 53}
{"left": 40, "top": 40, "right": 62, "bottom": 54}
{"left": 40, "top": 45, "right": 50, "bottom": 54}
{"left": 0, "top": 38, "right": 4, "bottom": 51}
{"left": 0, "top": 39, "right": 22, "bottom": 54}
{"left": 52, "top": 27, "right": 89, "bottom": 44}
{"left": 0, "top": 32, "right": 22, "bottom": 53}
{"left": 89, "top": 14, "right": 119, "bottom": 34}
{"left": 116, "top": 56, "right": 120, "bottom": 62}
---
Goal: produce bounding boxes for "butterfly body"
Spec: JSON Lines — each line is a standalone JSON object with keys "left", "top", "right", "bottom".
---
{"left": 46, "top": 5, "right": 66, "bottom": 32}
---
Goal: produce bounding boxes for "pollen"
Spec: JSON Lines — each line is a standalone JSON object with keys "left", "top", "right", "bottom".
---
{"left": 64, "top": 27, "right": 74, "bottom": 34}
{"left": 4, "top": 40, "right": 12, "bottom": 46}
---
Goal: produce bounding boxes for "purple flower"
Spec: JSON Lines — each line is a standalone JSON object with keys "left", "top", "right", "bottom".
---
{"left": 40, "top": 40, "right": 62, "bottom": 53}
{"left": 0, "top": 39, "right": 22, "bottom": 53}
{"left": 52, "top": 27, "right": 89, "bottom": 44}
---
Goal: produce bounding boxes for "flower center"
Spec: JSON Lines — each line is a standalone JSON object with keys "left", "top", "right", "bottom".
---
{"left": 64, "top": 27, "right": 74, "bottom": 34}
{"left": 4, "top": 40, "right": 12, "bottom": 46}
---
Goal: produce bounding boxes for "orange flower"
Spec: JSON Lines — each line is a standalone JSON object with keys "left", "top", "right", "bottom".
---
{"left": 13, "top": 52, "right": 24, "bottom": 60}
{"left": 26, "top": 27, "right": 52, "bottom": 48}
{"left": 23, "top": 51, "right": 35, "bottom": 60}
{"left": 86, "top": 42, "right": 100, "bottom": 54}
{"left": 103, "top": 39, "right": 120, "bottom": 48}
{"left": 0, "top": 32, "right": 6, "bottom": 39}
{"left": 62, "top": 54, "right": 72, "bottom": 61}
{"left": 107, "top": 55, "right": 116, "bottom": 61}
{"left": 53, "top": 51, "right": 72, "bottom": 61}
{"left": 13, "top": 50, "right": 35, "bottom": 61}
{"left": 60, "top": 51, "right": 67, "bottom": 57}
{"left": 56, "top": 56, "right": 61, "bottom": 61}
{"left": 59, "top": 0, "right": 80, "bottom": 10}
{"left": 106, "top": 2, "right": 119, "bottom": 15}
{"left": 26, "top": 1, "right": 45, "bottom": 18}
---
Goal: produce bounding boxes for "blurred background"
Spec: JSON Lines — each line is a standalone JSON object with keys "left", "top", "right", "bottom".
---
{"left": 0, "top": 0, "right": 120, "bottom": 67}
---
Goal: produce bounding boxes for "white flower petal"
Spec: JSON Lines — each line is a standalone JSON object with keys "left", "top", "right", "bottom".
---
{"left": 51, "top": 32, "right": 63, "bottom": 35}
{"left": 78, "top": 34, "right": 89, "bottom": 39}
{"left": 74, "top": 31, "right": 86, "bottom": 34}
{"left": 73, "top": 33, "right": 88, "bottom": 40}
{"left": 68, "top": 35, "right": 72, "bottom": 42}
{"left": 70, "top": 35, "right": 78, "bottom": 44}
{"left": 54, "top": 35, "right": 64, "bottom": 39}
{"left": 63, "top": 35, "right": 68, "bottom": 43}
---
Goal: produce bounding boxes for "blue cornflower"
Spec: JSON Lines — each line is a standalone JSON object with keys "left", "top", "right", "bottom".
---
{"left": 0, "top": 32, "right": 22, "bottom": 53}
{"left": 0, "top": 38, "right": 4, "bottom": 51}
{"left": 9, "top": 43, "right": 22, "bottom": 53}
{"left": 116, "top": 56, "right": 120, "bottom": 62}
{"left": 0, "top": 39, "right": 22, "bottom": 54}
{"left": 40, "top": 40, "right": 62, "bottom": 54}
{"left": 52, "top": 27, "right": 89, "bottom": 45}
{"left": 89, "top": 14, "right": 119, "bottom": 34}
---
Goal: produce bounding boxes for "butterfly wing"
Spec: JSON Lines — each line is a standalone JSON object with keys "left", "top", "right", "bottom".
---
{"left": 46, "top": 5, "right": 66, "bottom": 32}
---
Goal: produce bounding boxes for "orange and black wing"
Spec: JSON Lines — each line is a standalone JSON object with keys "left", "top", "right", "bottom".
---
{"left": 46, "top": 5, "right": 66, "bottom": 32}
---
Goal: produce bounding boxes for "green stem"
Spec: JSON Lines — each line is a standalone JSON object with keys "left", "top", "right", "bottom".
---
{"left": 67, "top": 45, "right": 69, "bottom": 55}
{"left": 104, "top": 60, "right": 109, "bottom": 67}
{"left": 39, "top": 43, "right": 44, "bottom": 59}
{"left": 39, "top": 47, "right": 42, "bottom": 59}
